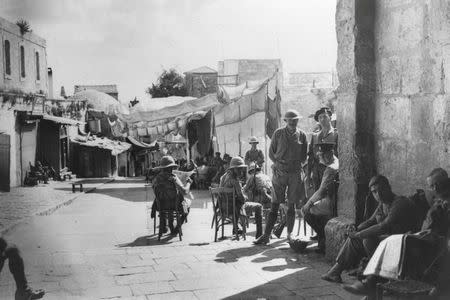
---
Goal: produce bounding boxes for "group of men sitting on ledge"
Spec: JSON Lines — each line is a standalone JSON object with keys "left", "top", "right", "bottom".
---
{"left": 321, "top": 169, "right": 450, "bottom": 298}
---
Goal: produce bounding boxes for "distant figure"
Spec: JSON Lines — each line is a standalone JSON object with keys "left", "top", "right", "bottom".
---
{"left": 244, "top": 136, "right": 265, "bottom": 168}
{"left": 0, "top": 237, "right": 45, "bottom": 300}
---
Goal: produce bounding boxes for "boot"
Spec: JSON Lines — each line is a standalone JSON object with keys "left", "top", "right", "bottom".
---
{"left": 15, "top": 287, "right": 45, "bottom": 300}
{"left": 253, "top": 234, "right": 270, "bottom": 245}
{"left": 315, "top": 237, "right": 325, "bottom": 254}
{"left": 343, "top": 276, "right": 376, "bottom": 295}
{"left": 321, "top": 263, "right": 343, "bottom": 283}
{"left": 255, "top": 223, "right": 263, "bottom": 239}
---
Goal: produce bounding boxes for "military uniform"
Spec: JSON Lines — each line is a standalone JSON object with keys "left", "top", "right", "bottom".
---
{"left": 307, "top": 127, "right": 338, "bottom": 192}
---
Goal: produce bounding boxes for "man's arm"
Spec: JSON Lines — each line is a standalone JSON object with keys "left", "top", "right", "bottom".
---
{"left": 243, "top": 175, "right": 253, "bottom": 194}
{"left": 174, "top": 176, "right": 191, "bottom": 195}
{"left": 302, "top": 168, "right": 336, "bottom": 214}
{"left": 268, "top": 131, "right": 278, "bottom": 162}
{"left": 258, "top": 150, "right": 265, "bottom": 165}
{"left": 357, "top": 205, "right": 380, "bottom": 231}
{"left": 300, "top": 132, "right": 308, "bottom": 163}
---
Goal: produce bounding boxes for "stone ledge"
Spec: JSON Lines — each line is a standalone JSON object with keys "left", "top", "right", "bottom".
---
{"left": 325, "top": 216, "right": 354, "bottom": 262}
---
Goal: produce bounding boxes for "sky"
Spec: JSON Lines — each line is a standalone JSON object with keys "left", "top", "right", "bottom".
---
{"left": 1, "top": 0, "right": 337, "bottom": 103}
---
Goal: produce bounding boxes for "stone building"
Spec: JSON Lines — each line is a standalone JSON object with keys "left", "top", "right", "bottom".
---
{"left": 74, "top": 84, "right": 119, "bottom": 100}
{"left": 283, "top": 72, "right": 337, "bottom": 135}
{"left": 184, "top": 66, "right": 217, "bottom": 98}
{"left": 326, "top": 0, "right": 450, "bottom": 259}
{"left": 0, "top": 16, "right": 49, "bottom": 191}
{"left": 218, "top": 59, "right": 283, "bottom": 88}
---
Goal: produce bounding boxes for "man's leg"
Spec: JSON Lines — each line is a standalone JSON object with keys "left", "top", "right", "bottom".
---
{"left": 322, "top": 237, "right": 367, "bottom": 283}
{"left": 362, "top": 237, "right": 380, "bottom": 258}
{"left": 254, "top": 170, "right": 288, "bottom": 245}
{"left": 5, "top": 246, "right": 44, "bottom": 300}
{"left": 244, "top": 202, "right": 263, "bottom": 239}
{"left": 286, "top": 170, "right": 304, "bottom": 239}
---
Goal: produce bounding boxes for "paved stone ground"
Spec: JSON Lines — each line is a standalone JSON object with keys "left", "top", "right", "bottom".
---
{"left": 0, "top": 178, "right": 112, "bottom": 234}
{"left": 1, "top": 178, "right": 364, "bottom": 299}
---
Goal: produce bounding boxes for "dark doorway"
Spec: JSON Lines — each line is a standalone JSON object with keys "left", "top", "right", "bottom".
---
{"left": 0, "top": 134, "right": 11, "bottom": 192}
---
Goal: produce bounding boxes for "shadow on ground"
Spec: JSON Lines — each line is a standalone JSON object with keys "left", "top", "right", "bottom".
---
{"left": 116, "top": 233, "right": 183, "bottom": 247}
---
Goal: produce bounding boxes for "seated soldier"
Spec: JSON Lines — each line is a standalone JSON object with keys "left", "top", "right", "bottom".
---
{"left": 0, "top": 237, "right": 45, "bottom": 300}
{"left": 243, "top": 162, "right": 272, "bottom": 208}
{"left": 152, "top": 156, "right": 192, "bottom": 235}
{"left": 300, "top": 142, "right": 339, "bottom": 254}
{"left": 343, "top": 177, "right": 450, "bottom": 297}
{"left": 321, "top": 175, "right": 421, "bottom": 283}
{"left": 219, "top": 157, "right": 263, "bottom": 239}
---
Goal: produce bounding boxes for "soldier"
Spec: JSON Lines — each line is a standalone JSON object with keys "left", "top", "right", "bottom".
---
{"left": 244, "top": 136, "right": 265, "bottom": 168}
{"left": 254, "top": 109, "right": 308, "bottom": 244}
{"left": 307, "top": 107, "right": 338, "bottom": 192}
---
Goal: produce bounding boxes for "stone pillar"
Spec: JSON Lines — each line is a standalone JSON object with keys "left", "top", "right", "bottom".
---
{"left": 325, "top": 0, "right": 377, "bottom": 261}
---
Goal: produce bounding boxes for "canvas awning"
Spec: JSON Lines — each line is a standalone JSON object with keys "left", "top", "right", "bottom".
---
{"left": 70, "top": 134, "right": 131, "bottom": 155}
{"left": 118, "top": 93, "right": 218, "bottom": 124}
{"left": 42, "top": 114, "right": 85, "bottom": 126}
{"left": 127, "top": 136, "right": 158, "bottom": 149}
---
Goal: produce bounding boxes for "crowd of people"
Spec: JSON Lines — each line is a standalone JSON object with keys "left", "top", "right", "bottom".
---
{"left": 3, "top": 106, "right": 447, "bottom": 299}
{"left": 149, "top": 105, "right": 450, "bottom": 298}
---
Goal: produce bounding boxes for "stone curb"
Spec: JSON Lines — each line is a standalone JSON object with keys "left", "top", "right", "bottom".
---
{"left": 0, "top": 178, "right": 115, "bottom": 236}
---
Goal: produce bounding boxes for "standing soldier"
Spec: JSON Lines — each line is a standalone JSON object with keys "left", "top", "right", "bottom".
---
{"left": 244, "top": 136, "right": 265, "bottom": 168}
{"left": 307, "top": 107, "right": 338, "bottom": 192}
{"left": 254, "top": 109, "right": 308, "bottom": 244}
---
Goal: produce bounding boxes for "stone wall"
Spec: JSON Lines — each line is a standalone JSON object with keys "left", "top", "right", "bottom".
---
{"left": 373, "top": 0, "right": 450, "bottom": 195}
{"left": 327, "top": 0, "right": 450, "bottom": 261}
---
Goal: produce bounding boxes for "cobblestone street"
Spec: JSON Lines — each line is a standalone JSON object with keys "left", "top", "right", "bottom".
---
{"left": 1, "top": 178, "right": 361, "bottom": 300}
{"left": 0, "top": 179, "right": 112, "bottom": 234}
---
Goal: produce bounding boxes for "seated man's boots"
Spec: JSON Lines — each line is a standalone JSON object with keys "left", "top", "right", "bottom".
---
{"left": 253, "top": 234, "right": 269, "bottom": 245}
{"left": 343, "top": 276, "right": 376, "bottom": 295}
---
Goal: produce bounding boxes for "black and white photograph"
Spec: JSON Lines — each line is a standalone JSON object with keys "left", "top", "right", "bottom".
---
{"left": 0, "top": 0, "right": 449, "bottom": 299}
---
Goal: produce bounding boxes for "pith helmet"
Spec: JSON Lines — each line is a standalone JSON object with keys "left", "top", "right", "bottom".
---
{"left": 228, "top": 156, "right": 247, "bottom": 169}
{"left": 157, "top": 155, "right": 178, "bottom": 169}
{"left": 284, "top": 109, "right": 300, "bottom": 120}
{"left": 249, "top": 136, "right": 259, "bottom": 144}
{"left": 314, "top": 107, "right": 332, "bottom": 122}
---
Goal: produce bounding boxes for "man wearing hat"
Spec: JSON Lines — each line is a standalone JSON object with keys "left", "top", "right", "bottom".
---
{"left": 254, "top": 109, "right": 308, "bottom": 244}
{"left": 301, "top": 142, "right": 339, "bottom": 254}
{"left": 243, "top": 162, "right": 272, "bottom": 208}
{"left": 244, "top": 136, "right": 265, "bottom": 168}
{"left": 219, "top": 157, "right": 263, "bottom": 238}
{"left": 152, "top": 155, "right": 192, "bottom": 235}
{"left": 307, "top": 107, "right": 338, "bottom": 192}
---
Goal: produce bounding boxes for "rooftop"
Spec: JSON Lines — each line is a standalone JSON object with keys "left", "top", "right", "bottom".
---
{"left": 184, "top": 66, "right": 217, "bottom": 74}
{"left": 74, "top": 85, "right": 118, "bottom": 95}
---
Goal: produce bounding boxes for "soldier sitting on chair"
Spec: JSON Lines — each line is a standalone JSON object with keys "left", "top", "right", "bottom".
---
{"left": 152, "top": 156, "right": 192, "bottom": 235}
{"left": 219, "top": 157, "right": 263, "bottom": 239}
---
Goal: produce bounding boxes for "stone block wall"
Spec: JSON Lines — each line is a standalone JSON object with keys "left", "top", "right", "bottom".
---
{"left": 373, "top": 0, "right": 450, "bottom": 195}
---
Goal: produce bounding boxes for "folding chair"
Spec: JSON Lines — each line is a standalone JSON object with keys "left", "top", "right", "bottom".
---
{"left": 210, "top": 187, "right": 246, "bottom": 242}
{"left": 153, "top": 185, "right": 183, "bottom": 241}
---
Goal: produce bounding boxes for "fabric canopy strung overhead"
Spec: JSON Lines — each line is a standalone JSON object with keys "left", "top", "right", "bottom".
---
{"left": 118, "top": 94, "right": 218, "bottom": 124}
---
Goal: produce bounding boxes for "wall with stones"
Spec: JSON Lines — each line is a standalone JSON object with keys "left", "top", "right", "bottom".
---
{"left": 374, "top": 0, "right": 450, "bottom": 195}
{"left": 0, "top": 16, "right": 48, "bottom": 95}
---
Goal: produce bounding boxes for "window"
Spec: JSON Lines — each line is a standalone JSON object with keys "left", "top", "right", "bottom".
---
{"left": 35, "top": 51, "right": 40, "bottom": 80}
{"left": 4, "top": 40, "right": 11, "bottom": 75}
{"left": 20, "top": 45, "right": 25, "bottom": 78}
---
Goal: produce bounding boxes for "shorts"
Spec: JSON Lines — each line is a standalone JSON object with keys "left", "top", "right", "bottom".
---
{"left": 272, "top": 168, "right": 305, "bottom": 205}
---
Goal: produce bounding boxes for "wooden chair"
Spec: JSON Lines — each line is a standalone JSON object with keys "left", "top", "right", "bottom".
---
{"left": 210, "top": 187, "right": 246, "bottom": 242}
{"left": 153, "top": 185, "right": 183, "bottom": 241}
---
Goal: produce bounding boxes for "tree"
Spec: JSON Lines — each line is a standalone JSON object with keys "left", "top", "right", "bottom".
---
{"left": 145, "top": 68, "right": 187, "bottom": 98}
